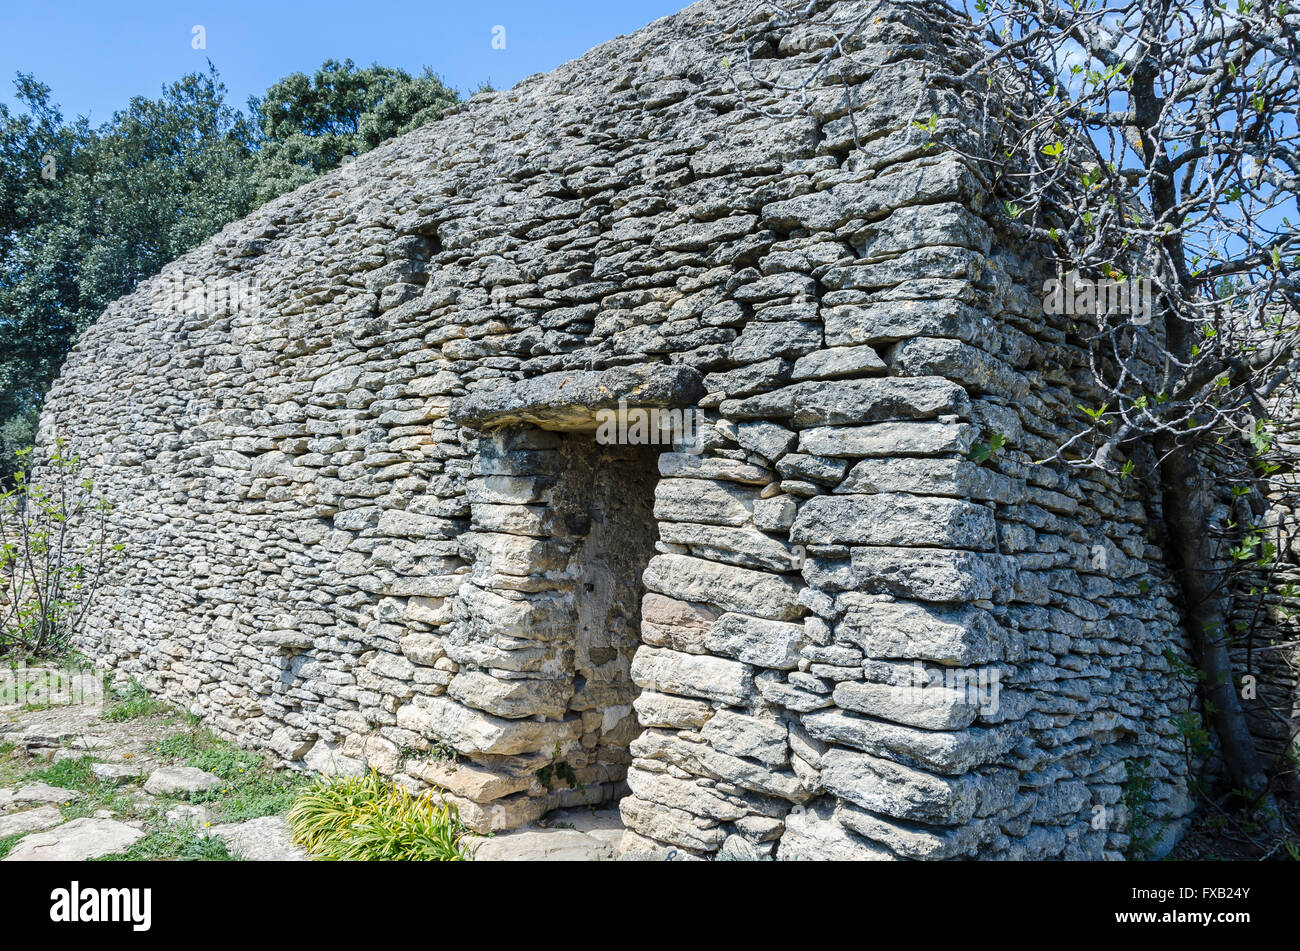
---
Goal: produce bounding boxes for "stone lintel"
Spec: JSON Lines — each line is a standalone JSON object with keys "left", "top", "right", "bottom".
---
{"left": 449, "top": 364, "right": 704, "bottom": 432}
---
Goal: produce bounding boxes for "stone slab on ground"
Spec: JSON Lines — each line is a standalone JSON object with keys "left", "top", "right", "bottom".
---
{"left": 0, "top": 804, "right": 64, "bottom": 837}
{"left": 165, "top": 804, "right": 208, "bottom": 826}
{"left": 143, "top": 766, "right": 223, "bottom": 796}
{"left": 210, "top": 816, "right": 310, "bottom": 861}
{"left": 2, "top": 703, "right": 103, "bottom": 752}
{"left": 2, "top": 698, "right": 175, "bottom": 769}
{"left": 472, "top": 829, "right": 613, "bottom": 861}
{"left": 92, "top": 762, "right": 144, "bottom": 784}
{"left": 469, "top": 806, "right": 624, "bottom": 861}
{"left": 2, "top": 816, "right": 143, "bottom": 861}
{"left": 544, "top": 806, "right": 625, "bottom": 848}
{"left": 0, "top": 782, "right": 77, "bottom": 810}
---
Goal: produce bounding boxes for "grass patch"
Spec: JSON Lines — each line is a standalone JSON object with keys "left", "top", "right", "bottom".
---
{"left": 59, "top": 788, "right": 138, "bottom": 822}
{"left": 0, "top": 741, "right": 26, "bottom": 787}
{"left": 94, "top": 824, "right": 237, "bottom": 862}
{"left": 30, "top": 755, "right": 99, "bottom": 793}
{"left": 287, "top": 771, "right": 471, "bottom": 861}
{"left": 155, "top": 729, "right": 310, "bottom": 823}
{"left": 206, "top": 780, "right": 308, "bottom": 824}
{"left": 0, "top": 833, "right": 24, "bottom": 859}
{"left": 25, "top": 755, "right": 137, "bottom": 819}
{"left": 102, "top": 679, "right": 172, "bottom": 722}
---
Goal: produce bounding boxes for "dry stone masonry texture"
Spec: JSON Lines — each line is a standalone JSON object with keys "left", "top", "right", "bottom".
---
{"left": 38, "top": 0, "right": 1199, "bottom": 859}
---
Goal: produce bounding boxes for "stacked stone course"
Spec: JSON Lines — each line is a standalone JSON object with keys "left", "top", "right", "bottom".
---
{"left": 39, "top": 0, "right": 1198, "bottom": 858}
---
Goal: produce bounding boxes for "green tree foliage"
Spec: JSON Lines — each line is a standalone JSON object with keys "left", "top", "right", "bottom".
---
{"left": 0, "top": 77, "right": 95, "bottom": 467}
{"left": 0, "top": 66, "right": 256, "bottom": 481}
{"left": 248, "top": 59, "right": 460, "bottom": 204}
{"left": 0, "top": 59, "right": 471, "bottom": 482}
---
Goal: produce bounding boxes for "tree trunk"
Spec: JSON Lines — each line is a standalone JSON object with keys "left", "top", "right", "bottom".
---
{"left": 1158, "top": 434, "right": 1286, "bottom": 835}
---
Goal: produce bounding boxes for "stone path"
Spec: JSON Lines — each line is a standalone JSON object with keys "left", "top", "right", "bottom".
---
{"left": 469, "top": 807, "right": 625, "bottom": 861}
{"left": 0, "top": 679, "right": 303, "bottom": 862}
{"left": 0, "top": 804, "right": 63, "bottom": 837}
{"left": 210, "top": 816, "right": 311, "bottom": 861}
{"left": 5, "top": 817, "right": 145, "bottom": 861}
{"left": 2, "top": 670, "right": 634, "bottom": 861}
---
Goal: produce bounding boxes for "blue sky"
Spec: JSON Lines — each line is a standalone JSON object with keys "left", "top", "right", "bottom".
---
{"left": 0, "top": 0, "right": 687, "bottom": 123}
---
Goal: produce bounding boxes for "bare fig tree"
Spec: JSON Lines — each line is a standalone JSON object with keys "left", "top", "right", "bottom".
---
{"left": 719, "top": 0, "right": 1300, "bottom": 840}
{"left": 0, "top": 438, "right": 121, "bottom": 656}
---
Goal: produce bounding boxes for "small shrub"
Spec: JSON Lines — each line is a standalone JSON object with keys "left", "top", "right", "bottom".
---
{"left": 155, "top": 731, "right": 203, "bottom": 761}
{"left": 213, "top": 783, "right": 308, "bottom": 824}
{"left": 287, "top": 770, "right": 471, "bottom": 861}
{"left": 0, "top": 439, "right": 124, "bottom": 658}
{"left": 158, "top": 730, "right": 262, "bottom": 779}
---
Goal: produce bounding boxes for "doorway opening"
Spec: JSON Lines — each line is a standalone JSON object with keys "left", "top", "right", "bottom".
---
{"left": 445, "top": 363, "right": 705, "bottom": 827}
{"left": 547, "top": 434, "right": 661, "bottom": 795}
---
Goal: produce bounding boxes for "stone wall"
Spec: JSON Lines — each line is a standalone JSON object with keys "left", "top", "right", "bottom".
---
{"left": 37, "top": 0, "right": 1199, "bottom": 858}
{"left": 1236, "top": 394, "right": 1300, "bottom": 788}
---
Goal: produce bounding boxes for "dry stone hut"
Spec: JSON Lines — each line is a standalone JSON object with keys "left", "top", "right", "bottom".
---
{"left": 38, "top": 0, "right": 1199, "bottom": 859}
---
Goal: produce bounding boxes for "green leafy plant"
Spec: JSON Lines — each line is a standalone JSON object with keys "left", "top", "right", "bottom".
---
{"left": 911, "top": 111, "right": 939, "bottom": 149}
{"left": 536, "top": 740, "right": 578, "bottom": 792}
{"left": 1122, "top": 757, "right": 1162, "bottom": 859}
{"left": 536, "top": 759, "right": 577, "bottom": 792}
{"left": 967, "top": 431, "right": 1007, "bottom": 465}
{"left": 0, "top": 439, "right": 122, "bottom": 657}
{"left": 421, "top": 741, "right": 459, "bottom": 764}
{"left": 287, "top": 770, "right": 471, "bottom": 861}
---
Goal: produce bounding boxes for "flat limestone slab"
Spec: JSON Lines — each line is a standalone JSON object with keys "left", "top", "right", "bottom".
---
{"left": 0, "top": 805, "right": 64, "bottom": 838}
{"left": 143, "top": 766, "right": 223, "bottom": 796}
{"left": 92, "top": 762, "right": 145, "bottom": 785}
{"left": 468, "top": 807, "right": 626, "bottom": 862}
{"left": 210, "top": 816, "right": 310, "bottom": 861}
{"left": 449, "top": 364, "right": 705, "bottom": 431}
{"left": 471, "top": 828, "right": 618, "bottom": 862}
{"left": 0, "top": 782, "right": 77, "bottom": 810}
{"left": 3, "top": 817, "right": 143, "bottom": 861}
